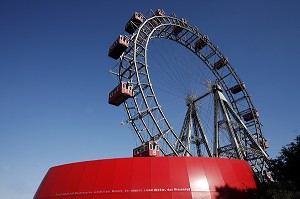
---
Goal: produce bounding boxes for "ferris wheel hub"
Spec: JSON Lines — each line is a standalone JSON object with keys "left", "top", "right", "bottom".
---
{"left": 212, "top": 84, "right": 223, "bottom": 92}
{"left": 185, "top": 94, "right": 196, "bottom": 106}
{"left": 107, "top": 8, "right": 270, "bottom": 181}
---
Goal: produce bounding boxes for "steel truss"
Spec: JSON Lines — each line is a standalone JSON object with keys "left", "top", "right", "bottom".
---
{"left": 109, "top": 9, "right": 270, "bottom": 181}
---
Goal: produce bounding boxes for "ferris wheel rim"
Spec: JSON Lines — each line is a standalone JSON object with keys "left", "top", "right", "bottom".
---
{"left": 113, "top": 10, "right": 269, "bottom": 178}
{"left": 122, "top": 15, "right": 262, "bottom": 140}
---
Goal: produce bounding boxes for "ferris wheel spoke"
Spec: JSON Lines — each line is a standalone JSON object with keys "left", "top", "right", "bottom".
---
{"left": 108, "top": 9, "right": 270, "bottom": 181}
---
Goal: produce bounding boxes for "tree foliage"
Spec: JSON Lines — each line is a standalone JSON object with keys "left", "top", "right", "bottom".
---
{"left": 271, "top": 135, "right": 300, "bottom": 191}
{"left": 254, "top": 135, "right": 300, "bottom": 198}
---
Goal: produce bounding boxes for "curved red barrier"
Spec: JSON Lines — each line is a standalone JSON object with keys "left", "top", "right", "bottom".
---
{"left": 34, "top": 157, "right": 257, "bottom": 199}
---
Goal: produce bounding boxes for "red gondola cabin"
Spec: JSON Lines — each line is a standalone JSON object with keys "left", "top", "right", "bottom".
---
{"left": 133, "top": 141, "right": 160, "bottom": 157}
{"left": 149, "top": 9, "right": 165, "bottom": 27}
{"left": 125, "top": 12, "right": 143, "bottom": 34}
{"left": 214, "top": 57, "right": 228, "bottom": 70}
{"left": 108, "top": 35, "right": 130, "bottom": 60}
{"left": 108, "top": 82, "right": 133, "bottom": 106}
{"left": 195, "top": 36, "right": 208, "bottom": 51}
{"left": 154, "top": 9, "right": 165, "bottom": 16}
{"left": 172, "top": 18, "right": 187, "bottom": 35}
{"left": 229, "top": 83, "right": 246, "bottom": 94}
{"left": 243, "top": 109, "right": 259, "bottom": 122}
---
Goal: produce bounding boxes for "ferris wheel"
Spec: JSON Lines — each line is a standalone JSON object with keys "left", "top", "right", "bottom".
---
{"left": 108, "top": 9, "right": 270, "bottom": 181}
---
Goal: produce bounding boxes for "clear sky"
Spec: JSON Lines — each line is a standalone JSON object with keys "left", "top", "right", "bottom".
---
{"left": 0, "top": 0, "right": 299, "bottom": 198}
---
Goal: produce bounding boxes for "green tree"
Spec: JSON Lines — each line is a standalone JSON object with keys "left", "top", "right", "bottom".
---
{"left": 253, "top": 135, "right": 300, "bottom": 198}
{"left": 271, "top": 135, "right": 300, "bottom": 191}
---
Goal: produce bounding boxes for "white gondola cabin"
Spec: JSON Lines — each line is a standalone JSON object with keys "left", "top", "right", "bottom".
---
{"left": 108, "top": 82, "right": 133, "bottom": 106}
{"left": 133, "top": 141, "right": 160, "bottom": 157}
{"left": 108, "top": 35, "right": 130, "bottom": 60}
{"left": 125, "top": 12, "right": 143, "bottom": 34}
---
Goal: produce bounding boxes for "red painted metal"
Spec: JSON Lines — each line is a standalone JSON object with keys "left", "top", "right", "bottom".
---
{"left": 125, "top": 12, "right": 143, "bottom": 34}
{"left": 154, "top": 9, "right": 165, "bottom": 16}
{"left": 34, "top": 157, "right": 257, "bottom": 199}
{"left": 214, "top": 58, "right": 228, "bottom": 70}
{"left": 108, "top": 82, "right": 133, "bottom": 106}
{"left": 229, "top": 83, "right": 246, "bottom": 94}
{"left": 194, "top": 36, "right": 208, "bottom": 51}
{"left": 133, "top": 141, "right": 160, "bottom": 157}
{"left": 243, "top": 109, "right": 259, "bottom": 122}
{"left": 108, "top": 35, "right": 130, "bottom": 60}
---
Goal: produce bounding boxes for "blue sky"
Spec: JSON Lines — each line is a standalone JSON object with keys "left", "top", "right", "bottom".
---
{"left": 1, "top": 0, "right": 300, "bottom": 198}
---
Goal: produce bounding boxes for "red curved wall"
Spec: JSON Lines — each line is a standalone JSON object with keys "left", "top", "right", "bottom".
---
{"left": 34, "top": 157, "right": 257, "bottom": 199}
